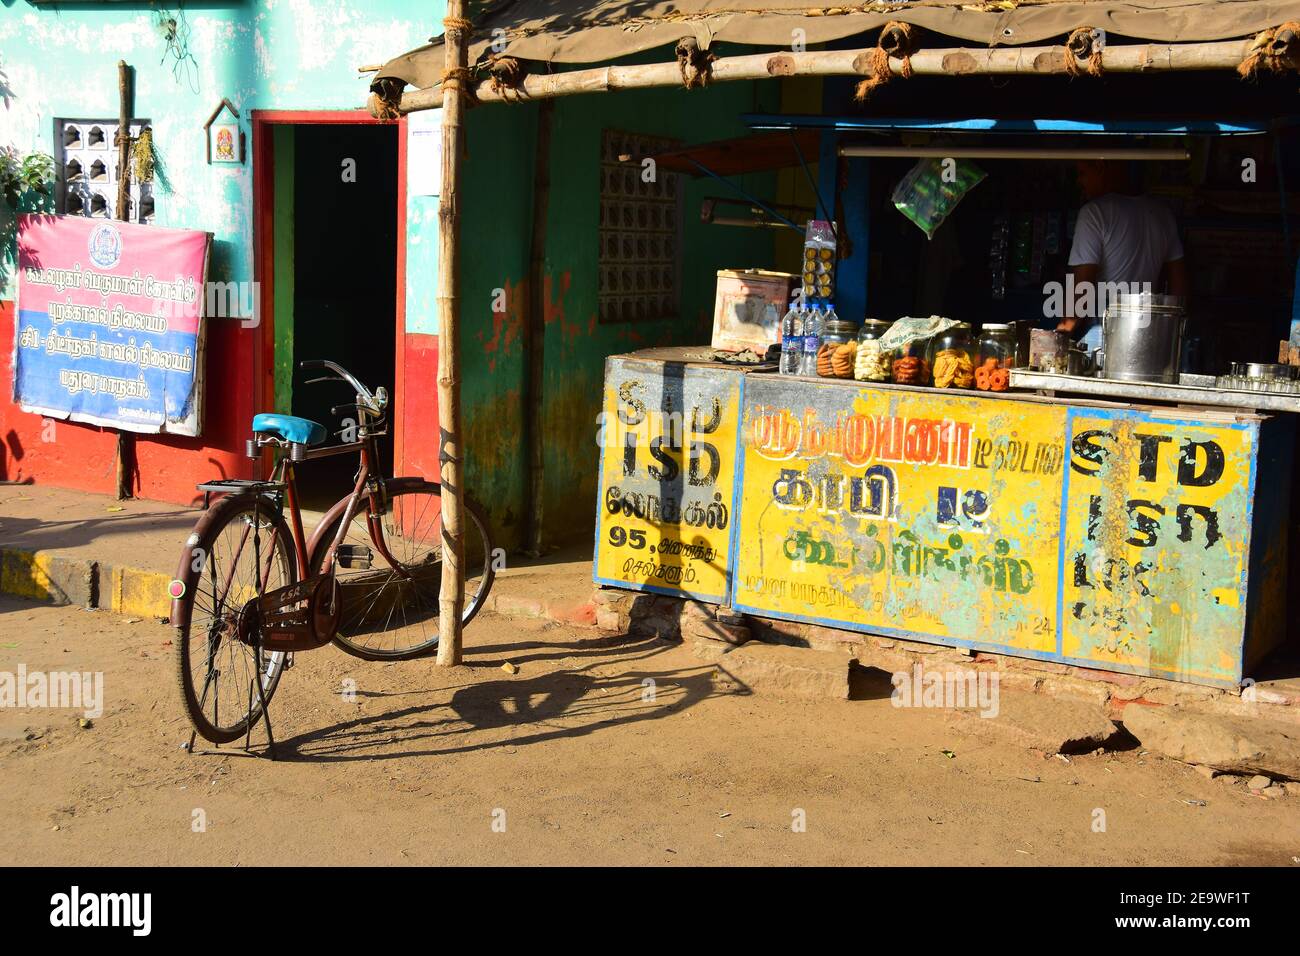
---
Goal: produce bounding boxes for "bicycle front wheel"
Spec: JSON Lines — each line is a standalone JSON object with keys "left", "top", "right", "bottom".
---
{"left": 309, "top": 479, "right": 494, "bottom": 661}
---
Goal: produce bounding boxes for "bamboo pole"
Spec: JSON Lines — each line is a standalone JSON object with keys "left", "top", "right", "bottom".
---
{"left": 435, "top": 4, "right": 470, "bottom": 667}
{"left": 369, "top": 38, "right": 1259, "bottom": 116}
{"left": 115, "top": 60, "right": 135, "bottom": 501}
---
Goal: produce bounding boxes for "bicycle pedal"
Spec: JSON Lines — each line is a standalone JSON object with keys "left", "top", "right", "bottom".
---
{"left": 336, "top": 544, "right": 374, "bottom": 570}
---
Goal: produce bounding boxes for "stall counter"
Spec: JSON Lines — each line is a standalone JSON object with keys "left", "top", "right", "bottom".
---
{"left": 595, "top": 348, "right": 1292, "bottom": 688}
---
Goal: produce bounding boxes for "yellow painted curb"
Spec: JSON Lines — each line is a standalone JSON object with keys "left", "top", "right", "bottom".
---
{"left": 0, "top": 548, "right": 95, "bottom": 606}
{"left": 103, "top": 565, "right": 173, "bottom": 620}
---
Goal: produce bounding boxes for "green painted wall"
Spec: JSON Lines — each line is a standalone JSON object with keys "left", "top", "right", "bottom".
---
{"left": 458, "top": 78, "right": 784, "bottom": 550}
{"left": 272, "top": 125, "right": 295, "bottom": 414}
{"left": 459, "top": 103, "right": 538, "bottom": 544}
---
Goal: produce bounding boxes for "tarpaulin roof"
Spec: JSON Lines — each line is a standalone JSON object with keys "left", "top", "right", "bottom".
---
{"left": 374, "top": 1, "right": 1300, "bottom": 91}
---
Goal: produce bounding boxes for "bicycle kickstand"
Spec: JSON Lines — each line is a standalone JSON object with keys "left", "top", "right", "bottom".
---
{"left": 246, "top": 646, "right": 277, "bottom": 760}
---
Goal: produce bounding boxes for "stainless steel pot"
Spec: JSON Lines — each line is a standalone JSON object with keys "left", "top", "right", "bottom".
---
{"left": 1095, "top": 293, "right": 1186, "bottom": 384}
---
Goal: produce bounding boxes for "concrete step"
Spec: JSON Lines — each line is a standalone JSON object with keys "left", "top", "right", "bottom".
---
{"left": 711, "top": 641, "right": 853, "bottom": 701}
{"left": 1122, "top": 704, "right": 1300, "bottom": 781}
{"left": 945, "top": 690, "right": 1119, "bottom": 755}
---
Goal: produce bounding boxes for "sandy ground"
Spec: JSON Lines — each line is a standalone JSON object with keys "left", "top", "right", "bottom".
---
{"left": 0, "top": 596, "right": 1297, "bottom": 867}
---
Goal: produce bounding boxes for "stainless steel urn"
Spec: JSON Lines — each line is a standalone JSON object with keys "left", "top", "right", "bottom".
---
{"left": 1097, "top": 293, "right": 1186, "bottom": 384}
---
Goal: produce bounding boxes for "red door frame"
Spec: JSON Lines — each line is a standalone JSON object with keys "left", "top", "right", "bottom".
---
{"left": 250, "top": 109, "right": 408, "bottom": 475}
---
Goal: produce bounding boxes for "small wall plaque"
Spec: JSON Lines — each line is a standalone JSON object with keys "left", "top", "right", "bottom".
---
{"left": 204, "top": 98, "right": 244, "bottom": 165}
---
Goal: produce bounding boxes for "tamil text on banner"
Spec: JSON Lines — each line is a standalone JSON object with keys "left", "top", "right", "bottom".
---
{"left": 594, "top": 357, "right": 741, "bottom": 602}
{"left": 14, "top": 214, "right": 212, "bottom": 436}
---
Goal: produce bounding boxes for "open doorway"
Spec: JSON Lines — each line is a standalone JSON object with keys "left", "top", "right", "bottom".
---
{"left": 268, "top": 120, "right": 399, "bottom": 509}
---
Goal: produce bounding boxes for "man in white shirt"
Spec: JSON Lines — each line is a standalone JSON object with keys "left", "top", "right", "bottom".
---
{"left": 1056, "top": 161, "right": 1187, "bottom": 351}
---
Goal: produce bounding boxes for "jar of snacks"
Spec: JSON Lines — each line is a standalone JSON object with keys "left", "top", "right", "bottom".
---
{"left": 817, "top": 318, "right": 859, "bottom": 378}
{"left": 854, "top": 319, "right": 894, "bottom": 382}
{"left": 891, "top": 340, "right": 930, "bottom": 386}
{"left": 927, "top": 323, "right": 976, "bottom": 389}
{"left": 975, "top": 323, "right": 1016, "bottom": 392}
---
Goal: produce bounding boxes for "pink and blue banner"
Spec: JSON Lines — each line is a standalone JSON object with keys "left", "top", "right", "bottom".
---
{"left": 14, "top": 214, "right": 211, "bottom": 436}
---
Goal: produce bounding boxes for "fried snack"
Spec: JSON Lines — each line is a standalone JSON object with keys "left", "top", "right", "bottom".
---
{"left": 892, "top": 355, "right": 926, "bottom": 385}
{"left": 975, "top": 357, "right": 998, "bottom": 391}
{"left": 990, "top": 367, "right": 1011, "bottom": 391}
{"left": 831, "top": 341, "right": 857, "bottom": 378}
{"left": 816, "top": 342, "right": 836, "bottom": 377}
{"left": 933, "top": 349, "right": 975, "bottom": 389}
{"left": 854, "top": 341, "right": 892, "bottom": 381}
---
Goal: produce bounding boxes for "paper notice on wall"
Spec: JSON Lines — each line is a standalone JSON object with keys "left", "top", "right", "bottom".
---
{"left": 407, "top": 109, "right": 442, "bottom": 197}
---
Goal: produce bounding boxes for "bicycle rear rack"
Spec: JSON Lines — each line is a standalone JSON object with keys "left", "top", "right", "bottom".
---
{"left": 195, "top": 478, "right": 286, "bottom": 510}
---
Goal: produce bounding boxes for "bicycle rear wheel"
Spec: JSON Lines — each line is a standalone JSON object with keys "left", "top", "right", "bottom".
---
{"left": 173, "top": 495, "right": 295, "bottom": 744}
{"left": 309, "top": 479, "right": 494, "bottom": 661}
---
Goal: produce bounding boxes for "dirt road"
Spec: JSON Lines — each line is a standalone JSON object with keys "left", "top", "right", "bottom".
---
{"left": 0, "top": 597, "right": 1296, "bottom": 866}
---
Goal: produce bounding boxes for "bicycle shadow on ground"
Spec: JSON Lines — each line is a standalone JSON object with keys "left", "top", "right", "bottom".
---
{"left": 274, "top": 633, "right": 747, "bottom": 762}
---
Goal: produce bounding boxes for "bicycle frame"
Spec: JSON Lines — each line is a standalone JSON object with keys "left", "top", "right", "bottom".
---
{"left": 262, "top": 404, "right": 414, "bottom": 588}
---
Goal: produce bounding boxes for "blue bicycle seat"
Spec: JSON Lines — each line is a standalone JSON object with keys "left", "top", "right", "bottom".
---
{"left": 252, "top": 413, "right": 327, "bottom": 447}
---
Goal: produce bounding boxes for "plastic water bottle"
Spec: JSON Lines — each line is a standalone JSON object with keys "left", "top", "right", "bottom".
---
{"left": 779, "top": 300, "right": 803, "bottom": 375}
{"left": 798, "top": 302, "right": 823, "bottom": 377}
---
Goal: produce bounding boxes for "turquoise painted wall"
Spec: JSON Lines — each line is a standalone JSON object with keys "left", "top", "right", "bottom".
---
{"left": 0, "top": 0, "right": 442, "bottom": 311}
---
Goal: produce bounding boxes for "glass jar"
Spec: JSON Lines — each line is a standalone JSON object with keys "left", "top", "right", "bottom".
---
{"left": 976, "top": 323, "right": 1017, "bottom": 392}
{"left": 818, "top": 318, "right": 859, "bottom": 378}
{"left": 891, "top": 339, "right": 930, "bottom": 386}
{"left": 927, "top": 323, "right": 976, "bottom": 389}
{"left": 854, "top": 319, "right": 894, "bottom": 382}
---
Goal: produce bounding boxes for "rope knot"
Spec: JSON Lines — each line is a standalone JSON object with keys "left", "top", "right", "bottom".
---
{"left": 443, "top": 16, "right": 473, "bottom": 43}
{"left": 675, "top": 37, "right": 717, "bottom": 89}
{"left": 854, "top": 21, "right": 917, "bottom": 102}
{"left": 440, "top": 66, "right": 479, "bottom": 106}
{"left": 370, "top": 76, "right": 404, "bottom": 119}
{"left": 487, "top": 55, "right": 528, "bottom": 101}
{"left": 1065, "top": 27, "right": 1105, "bottom": 77}
{"left": 1239, "top": 21, "right": 1300, "bottom": 78}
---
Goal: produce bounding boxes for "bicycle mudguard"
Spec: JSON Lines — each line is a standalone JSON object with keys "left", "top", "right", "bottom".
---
{"left": 169, "top": 494, "right": 297, "bottom": 630}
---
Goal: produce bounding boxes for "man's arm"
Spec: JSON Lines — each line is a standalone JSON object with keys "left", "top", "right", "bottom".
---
{"left": 1058, "top": 263, "right": 1099, "bottom": 334}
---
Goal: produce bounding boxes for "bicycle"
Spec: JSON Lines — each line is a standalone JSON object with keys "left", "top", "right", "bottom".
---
{"left": 170, "top": 360, "right": 495, "bottom": 754}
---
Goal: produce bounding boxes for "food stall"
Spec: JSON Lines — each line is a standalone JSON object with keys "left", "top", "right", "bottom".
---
{"left": 594, "top": 116, "right": 1300, "bottom": 690}
{"left": 597, "top": 348, "right": 1291, "bottom": 688}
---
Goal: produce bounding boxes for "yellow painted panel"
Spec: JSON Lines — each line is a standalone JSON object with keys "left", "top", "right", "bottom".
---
{"left": 1060, "top": 411, "right": 1254, "bottom": 682}
{"left": 594, "top": 359, "right": 742, "bottom": 602}
{"left": 732, "top": 377, "right": 1066, "bottom": 652}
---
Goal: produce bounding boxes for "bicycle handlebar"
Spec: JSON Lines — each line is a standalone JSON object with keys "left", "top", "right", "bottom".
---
{"left": 298, "top": 360, "right": 377, "bottom": 409}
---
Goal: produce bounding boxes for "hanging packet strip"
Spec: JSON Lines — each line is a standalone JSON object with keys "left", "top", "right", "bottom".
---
{"left": 801, "top": 219, "right": 836, "bottom": 303}
{"left": 892, "top": 158, "right": 987, "bottom": 239}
